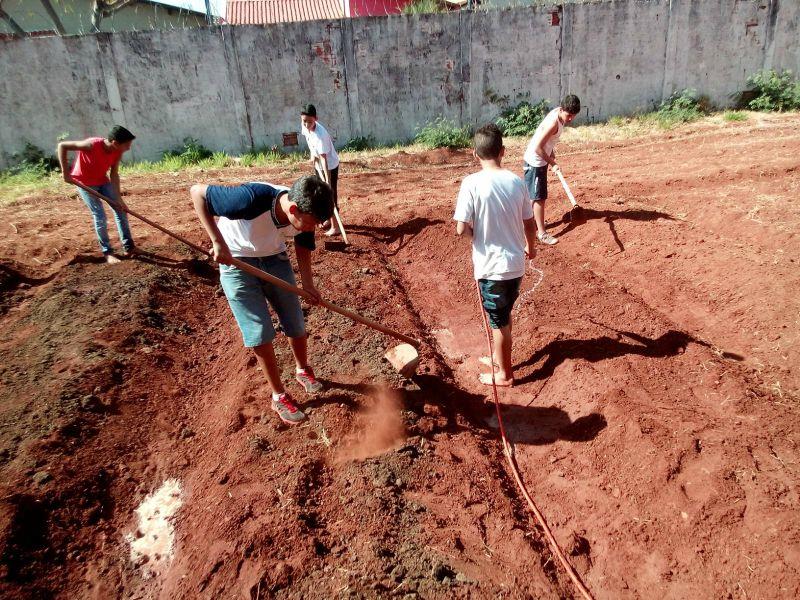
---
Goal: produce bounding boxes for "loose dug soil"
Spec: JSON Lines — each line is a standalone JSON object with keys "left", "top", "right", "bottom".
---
{"left": 0, "top": 113, "right": 799, "bottom": 599}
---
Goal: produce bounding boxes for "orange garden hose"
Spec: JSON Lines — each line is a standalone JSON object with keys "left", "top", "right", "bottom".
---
{"left": 475, "top": 281, "right": 594, "bottom": 600}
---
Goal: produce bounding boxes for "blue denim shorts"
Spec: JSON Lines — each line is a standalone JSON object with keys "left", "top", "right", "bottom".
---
{"left": 478, "top": 277, "right": 522, "bottom": 329}
{"left": 523, "top": 163, "right": 548, "bottom": 201}
{"left": 219, "top": 253, "right": 306, "bottom": 347}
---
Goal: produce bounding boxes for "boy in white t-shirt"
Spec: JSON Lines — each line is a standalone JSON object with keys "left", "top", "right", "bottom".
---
{"left": 454, "top": 124, "right": 538, "bottom": 387}
{"left": 300, "top": 104, "right": 341, "bottom": 237}
{"left": 191, "top": 175, "right": 334, "bottom": 425}
{"left": 523, "top": 94, "right": 581, "bottom": 245}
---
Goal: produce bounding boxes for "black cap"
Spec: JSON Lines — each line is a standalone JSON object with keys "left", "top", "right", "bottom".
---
{"left": 300, "top": 104, "right": 317, "bottom": 118}
{"left": 108, "top": 125, "right": 135, "bottom": 143}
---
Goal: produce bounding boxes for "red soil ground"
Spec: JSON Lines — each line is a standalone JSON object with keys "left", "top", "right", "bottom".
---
{"left": 0, "top": 114, "right": 798, "bottom": 599}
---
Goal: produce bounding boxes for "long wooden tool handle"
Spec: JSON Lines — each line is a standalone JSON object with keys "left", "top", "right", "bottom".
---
{"left": 314, "top": 158, "right": 349, "bottom": 245}
{"left": 72, "top": 181, "right": 420, "bottom": 348}
{"left": 332, "top": 206, "right": 349, "bottom": 245}
{"left": 555, "top": 169, "right": 578, "bottom": 207}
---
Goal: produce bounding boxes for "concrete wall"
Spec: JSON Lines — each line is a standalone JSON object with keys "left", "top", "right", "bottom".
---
{"left": 1, "top": 0, "right": 798, "bottom": 167}
{"left": 566, "top": 0, "right": 671, "bottom": 120}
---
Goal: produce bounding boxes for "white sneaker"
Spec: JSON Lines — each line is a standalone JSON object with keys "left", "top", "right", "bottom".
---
{"left": 537, "top": 232, "right": 559, "bottom": 245}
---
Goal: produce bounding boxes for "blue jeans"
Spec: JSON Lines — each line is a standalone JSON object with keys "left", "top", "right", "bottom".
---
{"left": 219, "top": 253, "right": 306, "bottom": 347}
{"left": 77, "top": 182, "right": 134, "bottom": 255}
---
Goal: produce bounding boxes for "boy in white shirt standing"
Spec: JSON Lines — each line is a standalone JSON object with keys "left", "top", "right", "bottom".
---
{"left": 523, "top": 94, "right": 581, "bottom": 245}
{"left": 300, "top": 104, "right": 341, "bottom": 237}
{"left": 454, "top": 124, "right": 538, "bottom": 387}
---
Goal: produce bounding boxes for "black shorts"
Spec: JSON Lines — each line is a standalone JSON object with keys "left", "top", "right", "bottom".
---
{"left": 523, "top": 163, "right": 548, "bottom": 201}
{"left": 312, "top": 165, "right": 339, "bottom": 209}
{"left": 478, "top": 277, "right": 522, "bottom": 329}
{"left": 329, "top": 166, "right": 339, "bottom": 208}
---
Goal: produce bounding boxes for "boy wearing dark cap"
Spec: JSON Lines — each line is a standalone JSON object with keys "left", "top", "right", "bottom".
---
{"left": 58, "top": 126, "right": 137, "bottom": 263}
{"left": 300, "top": 104, "right": 341, "bottom": 237}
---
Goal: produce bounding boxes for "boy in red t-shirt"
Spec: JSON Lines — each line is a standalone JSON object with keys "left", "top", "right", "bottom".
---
{"left": 58, "top": 126, "right": 136, "bottom": 263}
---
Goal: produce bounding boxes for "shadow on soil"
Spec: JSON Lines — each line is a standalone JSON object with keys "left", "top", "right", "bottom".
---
{"left": 324, "top": 374, "right": 605, "bottom": 447}
{"left": 132, "top": 251, "right": 217, "bottom": 280}
{"left": 514, "top": 326, "right": 724, "bottom": 386}
{"left": 348, "top": 218, "right": 445, "bottom": 256}
{"left": 553, "top": 207, "right": 678, "bottom": 252}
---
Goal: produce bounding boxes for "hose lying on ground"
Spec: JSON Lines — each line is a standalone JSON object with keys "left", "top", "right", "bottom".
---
{"left": 475, "top": 279, "right": 594, "bottom": 600}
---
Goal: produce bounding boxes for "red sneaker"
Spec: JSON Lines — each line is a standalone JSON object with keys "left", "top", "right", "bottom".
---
{"left": 295, "top": 368, "right": 323, "bottom": 394}
{"left": 271, "top": 393, "right": 306, "bottom": 425}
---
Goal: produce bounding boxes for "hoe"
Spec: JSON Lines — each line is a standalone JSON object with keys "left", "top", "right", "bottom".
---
{"left": 72, "top": 182, "right": 421, "bottom": 378}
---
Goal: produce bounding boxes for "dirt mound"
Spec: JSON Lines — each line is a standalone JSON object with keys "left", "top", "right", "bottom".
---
{"left": 368, "top": 147, "right": 471, "bottom": 169}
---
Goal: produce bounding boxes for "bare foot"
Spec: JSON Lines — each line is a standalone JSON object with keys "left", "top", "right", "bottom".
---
{"left": 479, "top": 373, "right": 514, "bottom": 387}
{"left": 324, "top": 227, "right": 339, "bottom": 237}
{"left": 105, "top": 254, "right": 122, "bottom": 264}
{"left": 479, "top": 356, "right": 499, "bottom": 368}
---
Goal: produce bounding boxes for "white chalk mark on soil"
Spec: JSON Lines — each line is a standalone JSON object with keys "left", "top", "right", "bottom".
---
{"left": 126, "top": 478, "right": 183, "bottom": 575}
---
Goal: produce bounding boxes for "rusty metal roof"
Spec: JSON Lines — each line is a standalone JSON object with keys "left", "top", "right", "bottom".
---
{"left": 226, "top": 0, "right": 345, "bottom": 24}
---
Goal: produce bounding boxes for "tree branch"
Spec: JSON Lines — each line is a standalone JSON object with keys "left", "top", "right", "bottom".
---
{"left": 0, "top": 1, "right": 26, "bottom": 35}
{"left": 91, "top": 0, "right": 138, "bottom": 31}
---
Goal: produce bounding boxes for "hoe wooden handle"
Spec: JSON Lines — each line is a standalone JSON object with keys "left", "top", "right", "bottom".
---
{"left": 555, "top": 169, "right": 578, "bottom": 208}
{"left": 313, "top": 157, "right": 349, "bottom": 245}
{"left": 72, "top": 181, "right": 421, "bottom": 349}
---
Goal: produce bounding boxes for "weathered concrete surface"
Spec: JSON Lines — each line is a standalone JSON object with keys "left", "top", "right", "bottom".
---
{"left": 1, "top": 1, "right": 798, "bottom": 167}
{"left": 0, "top": 35, "right": 111, "bottom": 164}
{"left": 466, "top": 7, "right": 561, "bottom": 125}
{"left": 664, "top": 0, "right": 774, "bottom": 106}
{"left": 105, "top": 28, "right": 245, "bottom": 162}
{"left": 768, "top": 0, "right": 800, "bottom": 74}
{"left": 565, "top": 0, "right": 671, "bottom": 121}
{"left": 350, "top": 13, "right": 464, "bottom": 142}
{"left": 233, "top": 21, "right": 353, "bottom": 150}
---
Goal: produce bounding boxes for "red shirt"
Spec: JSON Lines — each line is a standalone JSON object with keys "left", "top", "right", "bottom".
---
{"left": 70, "top": 137, "right": 122, "bottom": 186}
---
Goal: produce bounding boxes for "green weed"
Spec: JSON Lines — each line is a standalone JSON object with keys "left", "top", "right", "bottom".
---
{"left": 496, "top": 100, "right": 550, "bottom": 137}
{"left": 402, "top": 0, "right": 443, "bottom": 15}
{"left": 162, "top": 137, "right": 214, "bottom": 167}
{"left": 654, "top": 89, "right": 711, "bottom": 128}
{"left": 414, "top": 117, "right": 472, "bottom": 150}
{"left": 746, "top": 70, "right": 800, "bottom": 112}
{"left": 723, "top": 111, "right": 748, "bottom": 122}
{"left": 341, "top": 136, "right": 377, "bottom": 152}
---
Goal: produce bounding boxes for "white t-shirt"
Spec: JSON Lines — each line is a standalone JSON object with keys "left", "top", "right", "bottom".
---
{"left": 301, "top": 121, "right": 340, "bottom": 170}
{"left": 453, "top": 169, "right": 533, "bottom": 281}
{"left": 523, "top": 108, "right": 563, "bottom": 167}
{"left": 218, "top": 217, "right": 286, "bottom": 258}
{"left": 209, "top": 182, "right": 315, "bottom": 258}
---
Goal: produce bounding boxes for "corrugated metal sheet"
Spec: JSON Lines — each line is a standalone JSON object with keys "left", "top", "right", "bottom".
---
{"left": 226, "top": 0, "right": 345, "bottom": 24}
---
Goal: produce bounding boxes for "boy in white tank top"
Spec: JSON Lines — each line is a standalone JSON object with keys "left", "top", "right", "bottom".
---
{"left": 522, "top": 95, "right": 581, "bottom": 245}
